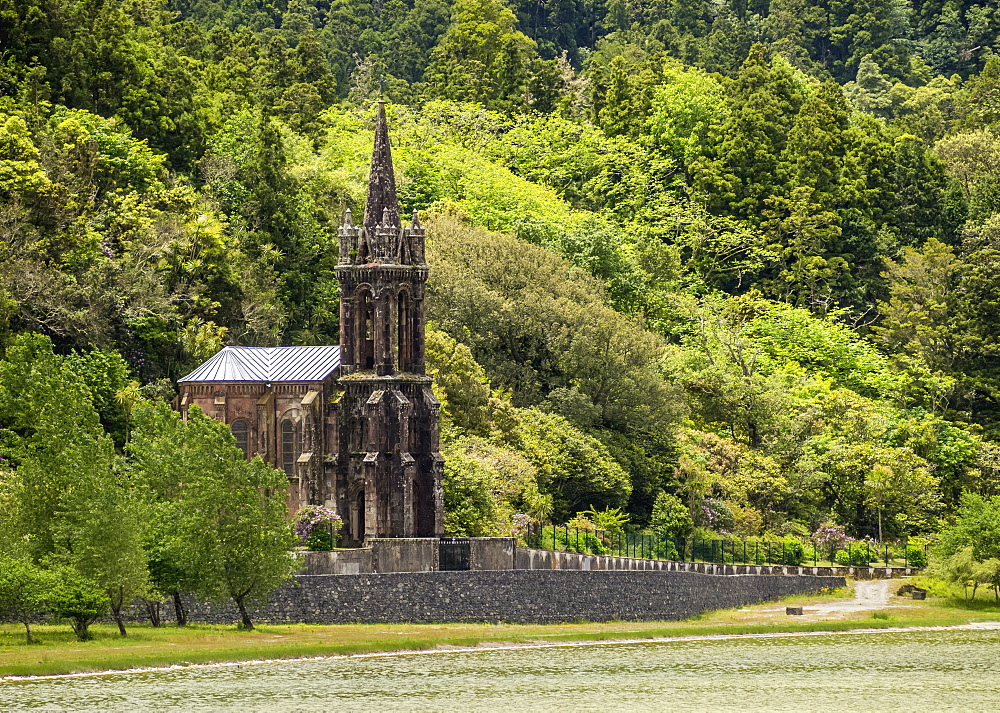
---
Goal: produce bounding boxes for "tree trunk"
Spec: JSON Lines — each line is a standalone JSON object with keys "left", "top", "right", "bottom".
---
{"left": 234, "top": 595, "right": 254, "bottom": 631}
{"left": 112, "top": 605, "right": 128, "bottom": 637}
{"left": 22, "top": 619, "right": 33, "bottom": 645}
{"left": 72, "top": 617, "right": 92, "bottom": 641}
{"left": 173, "top": 591, "right": 188, "bottom": 626}
{"left": 145, "top": 599, "right": 162, "bottom": 627}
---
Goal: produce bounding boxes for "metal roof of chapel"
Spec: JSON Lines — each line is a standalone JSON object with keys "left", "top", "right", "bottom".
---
{"left": 177, "top": 345, "right": 341, "bottom": 383}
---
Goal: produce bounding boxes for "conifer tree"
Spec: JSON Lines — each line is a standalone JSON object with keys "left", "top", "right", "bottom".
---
{"left": 693, "top": 45, "right": 805, "bottom": 220}
{"left": 425, "top": 0, "right": 537, "bottom": 111}
{"left": 767, "top": 81, "right": 850, "bottom": 308}
{"left": 597, "top": 56, "right": 637, "bottom": 137}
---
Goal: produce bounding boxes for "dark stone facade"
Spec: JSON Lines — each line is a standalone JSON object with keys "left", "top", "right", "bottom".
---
{"left": 177, "top": 570, "right": 845, "bottom": 625}
{"left": 176, "top": 104, "right": 444, "bottom": 541}
{"left": 332, "top": 102, "right": 444, "bottom": 541}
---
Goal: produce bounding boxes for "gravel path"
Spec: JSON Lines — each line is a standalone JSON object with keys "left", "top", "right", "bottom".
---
{"left": 757, "top": 578, "right": 900, "bottom": 617}
{"left": 802, "top": 578, "right": 897, "bottom": 614}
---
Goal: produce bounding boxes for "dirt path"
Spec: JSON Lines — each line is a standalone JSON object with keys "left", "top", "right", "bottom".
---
{"left": 808, "top": 579, "right": 895, "bottom": 614}
{"left": 750, "top": 578, "right": 903, "bottom": 621}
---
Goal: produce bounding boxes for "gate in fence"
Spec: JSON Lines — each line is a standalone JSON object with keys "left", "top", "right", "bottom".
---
{"left": 439, "top": 537, "right": 471, "bottom": 571}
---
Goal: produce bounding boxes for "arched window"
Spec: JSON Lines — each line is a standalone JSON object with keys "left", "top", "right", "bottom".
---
{"left": 281, "top": 420, "right": 298, "bottom": 476}
{"left": 358, "top": 289, "right": 375, "bottom": 369}
{"left": 412, "top": 479, "right": 421, "bottom": 537}
{"left": 231, "top": 419, "right": 249, "bottom": 459}
{"left": 355, "top": 489, "right": 366, "bottom": 542}
{"left": 398, "top": 291, "right": 411, "bottom": 372}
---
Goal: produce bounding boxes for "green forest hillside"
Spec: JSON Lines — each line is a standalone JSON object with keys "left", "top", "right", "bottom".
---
{"left": 3, "top": 0, "right": 1000, "bottom": 551}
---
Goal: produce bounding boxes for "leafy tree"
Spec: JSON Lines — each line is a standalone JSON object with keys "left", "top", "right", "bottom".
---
{"left": 514, "top": 407, "right": 631, "bottom": 520}
{"left": 443, "top": 436, "right": 549, "bottom": 535}
{"left": 797, "top": 437, "right": 940, "bottom": 537}
{"left": 973, "top": 558, "right": 1000, "bottom": 601}
{"left": 667, "top": 294, "right": 800, "bottom": 449}
{"left": 0, "top": 334, "right": 148, "bottom": 636}
{"left": 0, "top": 114, "right": 50, "bottom": 200}
{"left": 935, "top": 129, "right": 1000, "bottom": 221}
{"left": 48, "top": 567, "right": 110, "bottom": 642}
{"left": 646, "top": 61, "right": 729, "bottom": 167}
{"left": 425, "top": 328, "right": 516, "bottom": 439}
{"left": 426, "top": 214, "right": 682, "bottom": 434}
{"left": 64, "top": 349, "right": 133, "bottom": 448}
{"left": 649, "top": 491, "right": 694, "bottom": 537}
{"left": 0, "top": 557, "right": 55, "bottom": 644}
{"left": 937, "top": 492, "right": 1000, "bottom": 562}
{"left": 131, "top": 403, "right": 297, "bottom": 630}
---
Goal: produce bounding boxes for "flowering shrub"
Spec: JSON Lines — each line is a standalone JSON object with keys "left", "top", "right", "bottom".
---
{"left": 294, "top": 505, "right": 343, "bottom": 551}
{"left": 905, "top": 545, "right": 927, "bottom": 568}
{"left": 811, "top": 521, "right": 853, "bottom": 550}
{"left": 698, "top": 498, "right": 734, "bottom": 533}
{"left": 701, "top": 501, "right": 721, "bottom": 529}
{"left": 511, "top": 513, "right": 533, "bottom": 539}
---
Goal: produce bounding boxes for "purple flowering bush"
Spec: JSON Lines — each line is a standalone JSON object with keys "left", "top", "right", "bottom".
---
{"left": 811, "top": 521, "right": 853, "bottom": 550}
{"left": 511, "top": 513, "right": 533, "bottom": 540}
{"left": 698, "top": 498, "right": 734, "bottom": 534}
{"left": 294, "top": 505, "right": 343, "bottom": 551}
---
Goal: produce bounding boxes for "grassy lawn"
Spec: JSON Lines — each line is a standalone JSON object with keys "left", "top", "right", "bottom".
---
{"left": 3, "top": 583, "right": 999, "bottom": 679}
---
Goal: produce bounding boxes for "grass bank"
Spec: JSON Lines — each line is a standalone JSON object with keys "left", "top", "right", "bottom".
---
{"left": 3, "top": 585, "right": 999, "bottom": 679}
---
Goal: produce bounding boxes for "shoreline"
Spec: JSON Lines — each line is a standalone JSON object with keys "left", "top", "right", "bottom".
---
{"left": 6, "top": 620, "right": 1000, "bottom": 684}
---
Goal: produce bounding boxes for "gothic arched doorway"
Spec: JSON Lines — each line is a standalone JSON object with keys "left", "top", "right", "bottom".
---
{"left": 354, "top": 489, "right": 366, "bottom": 543}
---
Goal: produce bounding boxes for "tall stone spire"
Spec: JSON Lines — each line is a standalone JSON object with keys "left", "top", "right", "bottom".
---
{"left": 362, "top": 101, "right": 401, "bottom": 236}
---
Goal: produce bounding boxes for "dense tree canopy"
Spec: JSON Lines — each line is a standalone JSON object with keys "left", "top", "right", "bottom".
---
{"left": 3, "top": 0, "right": 1000, "bottom": 579}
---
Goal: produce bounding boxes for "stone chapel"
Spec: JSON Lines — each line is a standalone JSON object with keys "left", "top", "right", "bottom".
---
{"left": 176, "top": 103, "right": 445, "bottom": 545}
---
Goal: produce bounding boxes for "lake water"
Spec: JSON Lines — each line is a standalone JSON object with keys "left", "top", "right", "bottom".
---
{"left": 4, "top": 628, "right": 1000, "bottom": 712}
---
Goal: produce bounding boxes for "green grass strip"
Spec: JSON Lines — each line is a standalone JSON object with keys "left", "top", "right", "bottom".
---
{"left": 3, "top": 604, "right": 999, "bottom": 679}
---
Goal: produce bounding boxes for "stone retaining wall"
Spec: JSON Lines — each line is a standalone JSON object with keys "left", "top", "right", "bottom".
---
{"left": 178, "top": 569, "right": 844, "bottom": 625}
{"left": 301, "top": 548, "right": 372, "bottom": 575}
{"left": 470, "top": 538, "right": 516, "bottom": 570}
{"left": 370, "top": 538, "right": 438, "bottom": 573}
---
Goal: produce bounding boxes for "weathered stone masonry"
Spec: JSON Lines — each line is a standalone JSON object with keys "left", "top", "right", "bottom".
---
{"left": 178, "top": 570, "right": 845, "bottom": 625}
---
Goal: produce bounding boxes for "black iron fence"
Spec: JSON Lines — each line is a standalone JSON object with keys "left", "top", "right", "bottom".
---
{"left": 439, "top": 537, "right": 471, "bottom": 570}
{"left": 523, "top": 523, "right": 930, "bottom": 568}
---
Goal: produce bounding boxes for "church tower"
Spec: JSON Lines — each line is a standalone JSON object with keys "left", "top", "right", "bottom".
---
{"left": 335, "top": 103, "right": 444, "bottom": 543}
